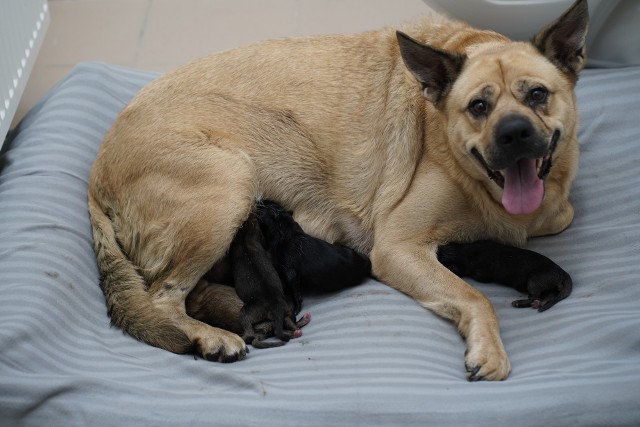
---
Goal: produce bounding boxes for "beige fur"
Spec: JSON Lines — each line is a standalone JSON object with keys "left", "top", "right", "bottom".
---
{"left": 88, "top": 1, "right": 587, "bottom": 378}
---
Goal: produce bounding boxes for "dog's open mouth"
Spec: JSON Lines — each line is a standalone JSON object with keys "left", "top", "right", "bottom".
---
{"left": 471, "top": 131, "right": 560, "bottom": 215}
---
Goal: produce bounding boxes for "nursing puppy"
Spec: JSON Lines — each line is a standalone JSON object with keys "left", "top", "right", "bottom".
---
{"left": 223, "top": 213, "right": 297, "bottom": 348}
{"left": 187, "top": 280, "right": 312, "bottom": 349}
{"left": 88, "top": 0, "right": 587, "bottom": 379}
{"left": 256, "top": 200, "right": 372, "bottom": 314}
{"left": 187, "top": 200, "right": 370, "bottom": 348}
{"left": 187, "top": 278, "right": 313, "bottom": 349}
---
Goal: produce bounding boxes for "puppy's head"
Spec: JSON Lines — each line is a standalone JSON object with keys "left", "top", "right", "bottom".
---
{"left": 255, "top": 200, "right": 301, "bottom": 241}
{"left": 398, "top": 0, "right": 588, "bottom": 216}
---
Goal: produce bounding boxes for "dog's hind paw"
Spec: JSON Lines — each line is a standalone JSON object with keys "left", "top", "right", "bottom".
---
{"left": 194, "top": 330, "right": 248, "bottom": 363}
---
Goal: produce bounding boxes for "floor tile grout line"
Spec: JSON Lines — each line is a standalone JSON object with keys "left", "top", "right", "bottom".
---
{"left": 132, "top": 0, "right": 153, "bottom": 68}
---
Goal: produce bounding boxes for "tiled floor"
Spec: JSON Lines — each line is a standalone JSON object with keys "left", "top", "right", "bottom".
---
{"left": 14, "top": 0, "right": 437, "bottom": 126}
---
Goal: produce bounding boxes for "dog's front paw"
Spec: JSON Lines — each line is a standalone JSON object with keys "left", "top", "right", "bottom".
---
{"left": 195, "top": 329, "right": 248, "bottom": 363}
{"left": 512, "top": 266, "right": 572, "bottom": 312}
{"left": 464, "top": 340, "right": 511, "bottom": 381}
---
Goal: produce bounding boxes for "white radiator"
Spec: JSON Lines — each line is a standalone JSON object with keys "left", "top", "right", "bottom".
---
{"left": 0, "top": 0, "right": 49, "bottom": 146}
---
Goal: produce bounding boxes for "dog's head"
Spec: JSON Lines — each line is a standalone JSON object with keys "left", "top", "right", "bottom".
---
{"left": 398, "top": 0, "right": 588, "bottom": 216}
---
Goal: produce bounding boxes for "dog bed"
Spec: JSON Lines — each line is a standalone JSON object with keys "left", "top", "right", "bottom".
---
{"left": 1, "top": 62, "right": 639, "bottom": 426}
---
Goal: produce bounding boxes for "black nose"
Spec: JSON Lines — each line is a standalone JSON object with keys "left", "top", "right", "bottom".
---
{"left": 495, "top": 115, "right": 535, "bottom": 146}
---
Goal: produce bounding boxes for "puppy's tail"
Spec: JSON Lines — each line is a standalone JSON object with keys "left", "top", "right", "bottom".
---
{"left": 88, "top": 193, "right": 192, "bottom": 354}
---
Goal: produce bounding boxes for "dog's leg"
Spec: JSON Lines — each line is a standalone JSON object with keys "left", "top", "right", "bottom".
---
{"left": 531, "top": 201, "right": 575, "bottom": 237}
{"left": 371, "top": 241, "right": 511, "bottom": 381}
{"left": 149, "top": 282, "right": 248, "bottom": 362}
{"left": 437, "top": 240, "right": 572, "bottom": 312}
{"left": 133, "top": 147, "right": 260, "bottom": 362}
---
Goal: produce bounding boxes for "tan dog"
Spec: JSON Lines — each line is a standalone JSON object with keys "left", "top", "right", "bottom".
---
{"left": 88, "top": 0, "right": 588, "bottom": 380}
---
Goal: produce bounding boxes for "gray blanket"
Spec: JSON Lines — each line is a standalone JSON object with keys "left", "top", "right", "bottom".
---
{"left": 1, "top": 62, "right": 639, "bottom": 426}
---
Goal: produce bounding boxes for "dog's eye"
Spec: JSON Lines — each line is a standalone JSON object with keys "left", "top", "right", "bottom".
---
{"left": 468, "top": 99, "right": 489, "bottom": 117}
{"left": 527, "top": 87, "right": 548, "bottom": 106}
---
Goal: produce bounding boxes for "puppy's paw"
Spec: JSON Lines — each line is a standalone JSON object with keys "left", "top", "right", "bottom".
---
{"left": 295, "top": 312, "right": 312, "bottom": 329}
{"left": 195, "top": 329, "right": 248, "bottom": 363}
{"left": 513, "top": 267, "right": 572, "bottom": 312}
{"left": 247, "top": 313, "right": 311, "bottom": 349}
{"left": 464, "top": 341, "right": 511, "bottom": 382}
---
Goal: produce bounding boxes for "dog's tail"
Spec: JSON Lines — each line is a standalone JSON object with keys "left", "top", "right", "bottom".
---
{"left": 88, "top": 193, "right": 192, "bottom": 354}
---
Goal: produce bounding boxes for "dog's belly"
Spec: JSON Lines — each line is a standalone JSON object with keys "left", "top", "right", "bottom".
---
{"left": 292, "top": 207, "right": 373, "bottom": 253}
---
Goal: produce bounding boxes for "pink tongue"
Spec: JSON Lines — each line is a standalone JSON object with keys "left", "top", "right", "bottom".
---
{"left": 501, "top": 158, "right": 544, "bottom": 215}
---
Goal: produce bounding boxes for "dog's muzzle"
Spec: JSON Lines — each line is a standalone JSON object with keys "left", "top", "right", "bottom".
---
{"left": 471, "top": 130, "right": 560, "bottom": 215}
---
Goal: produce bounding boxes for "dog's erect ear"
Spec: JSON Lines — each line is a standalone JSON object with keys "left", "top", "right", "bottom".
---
{"left": 532, "top": 0, "right": 589, "bottom": 79}
{"left": 396, "top": 31, "right": 466, "bottom": 105}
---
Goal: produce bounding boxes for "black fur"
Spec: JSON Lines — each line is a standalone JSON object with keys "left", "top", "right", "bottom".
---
{"left": 437, "top": 240, "right": 572, "bottom": 312}
{"left": 199, "top": 200, "right": 371, "bottom": 348}
{"left": 228, "top": 214, "right": 297, "bottom": 347}
{"left": 255, "top": 200, "right": 372, "bottom": 314}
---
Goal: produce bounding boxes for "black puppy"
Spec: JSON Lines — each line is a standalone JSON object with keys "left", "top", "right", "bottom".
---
{"left": 188, "top": 224, "right": 570, "bottom": 351}
{"left": 230, "top": 214, "right": 303, "bottom": 347}
{"left": 437, "top": 240, "right": 572, "bottom": 312}
{"left": 255, "top": 200, "right": 372, "bottom": 315}
{"left": 187, "top": 200, "right": 371, "bottom": 348}
{"left": 186, "top": 279, "right": 311, "bottom": 349}
{"left": 188, "top": 212, "right": 304, "bottom": 348}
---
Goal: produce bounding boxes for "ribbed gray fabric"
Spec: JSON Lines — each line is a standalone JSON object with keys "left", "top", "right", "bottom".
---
{"left": 1, "top": 62, "right": 639, "bottom": 426}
